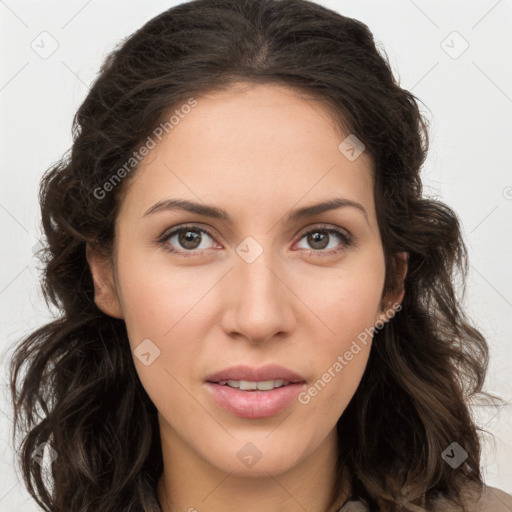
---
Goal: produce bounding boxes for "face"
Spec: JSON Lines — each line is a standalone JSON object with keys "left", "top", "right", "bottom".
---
{"left": 87, "top": 82, "right": 405, "bottom": 479}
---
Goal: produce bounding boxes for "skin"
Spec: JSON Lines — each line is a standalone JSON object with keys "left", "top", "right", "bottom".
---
{"left": 87, "top": 82, "right": 407, "bottom": 512}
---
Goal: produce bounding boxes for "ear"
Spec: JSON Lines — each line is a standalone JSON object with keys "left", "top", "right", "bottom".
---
{"left": 86, "top": 243, "right": 124, "bottom": 319}
{"left": 375, "top": 251, "right": 408, "bottom": 325}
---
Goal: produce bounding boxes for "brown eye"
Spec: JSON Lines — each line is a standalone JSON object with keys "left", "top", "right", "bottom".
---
{"left": 177, "top": 229, "right": 203, "bottom": 250}
{"left": 159, "top": 225, "right": 217, "bottom": 256}
{"left": 306, "top": 231, "right": 330, "bottom": 250}
{"left": 295, "top": 225, "right": 353, "bottom": 255}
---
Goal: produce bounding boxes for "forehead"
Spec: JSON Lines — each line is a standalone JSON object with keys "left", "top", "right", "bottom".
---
{"left": 118, "top": 82, "right": 375, "bottom": 223}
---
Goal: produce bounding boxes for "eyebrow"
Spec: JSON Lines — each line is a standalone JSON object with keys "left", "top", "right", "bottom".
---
{"left": 143, "top": 197, "right": 369, "bottom": 225}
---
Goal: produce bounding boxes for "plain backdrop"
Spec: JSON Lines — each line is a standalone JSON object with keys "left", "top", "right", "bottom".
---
{"left": 1, "top": 0, "right": 511, "bottom": 509}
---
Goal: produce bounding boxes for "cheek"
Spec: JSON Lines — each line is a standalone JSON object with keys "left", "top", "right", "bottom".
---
{"left": 299, "top": 300, "right": 376, "bottom": 422}
{"left": 116, "top": 246, "right": 209, "bottom": 346}
{"left": 119, "top": 268, "right": 204, "bottom": 424}
{"left": 302, "top": 253, "right": 385, "bottom": 410}
{"left": 300, "top": 345, "right": 370, "bottom": 413}
{"left": 113, "top": 249, "right": 206, "bottom": 402}
{"left": 318, "top": 253, "right": 386, "bottom": 337}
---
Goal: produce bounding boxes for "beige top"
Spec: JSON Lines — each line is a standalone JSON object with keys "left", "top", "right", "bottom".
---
{"left": 338, "top": 485, "right": 512, "bottom": 511}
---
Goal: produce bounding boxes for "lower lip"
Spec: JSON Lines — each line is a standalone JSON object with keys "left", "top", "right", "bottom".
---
{"left": 204, "top": 382, "right": 306, "bottom": 419}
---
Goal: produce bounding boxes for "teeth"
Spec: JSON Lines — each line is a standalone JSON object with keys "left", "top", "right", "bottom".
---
{"left": 217, "top": 379, "right": 290, "bottom": 390}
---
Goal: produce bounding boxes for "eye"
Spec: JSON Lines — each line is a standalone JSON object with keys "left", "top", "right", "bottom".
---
{"left": 158, "top": 224, "right": 218, "bottom": 256}
{"left": 294, "top": 224, "right": 353, "bottom": 256}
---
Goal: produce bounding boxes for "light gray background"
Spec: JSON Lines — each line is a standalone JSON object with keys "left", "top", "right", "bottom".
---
{"left": 1, "top": 0, "right": 511, "bottom": 509}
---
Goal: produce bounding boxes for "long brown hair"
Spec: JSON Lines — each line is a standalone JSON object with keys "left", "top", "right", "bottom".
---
{"left": 10, "top": 0, "right": 496, "bottom": 510}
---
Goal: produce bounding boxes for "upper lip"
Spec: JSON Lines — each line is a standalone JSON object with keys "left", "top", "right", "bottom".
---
{"left": 205, "top": 364, "right": 306, "bottom": 383}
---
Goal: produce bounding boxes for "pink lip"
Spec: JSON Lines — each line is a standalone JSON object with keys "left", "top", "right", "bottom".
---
{"left": 205, "top": 364, "right": 306, "bottom": 383}
{"left": 204, "top": 364, "right": 307, "bottom": 419}
{"left": 204, "top": 382, "right": 306, "bottom": 419}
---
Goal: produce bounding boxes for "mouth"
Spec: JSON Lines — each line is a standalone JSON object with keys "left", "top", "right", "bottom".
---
{"left": 204, "top": 364, "right": 307, "bottom": 419}
{"left": 212, "top": 378, "right": 296, "bottom": 391}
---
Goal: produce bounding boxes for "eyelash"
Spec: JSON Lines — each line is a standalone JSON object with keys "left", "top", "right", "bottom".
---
{"left": 157, "top": 223, "right": 354, "bottom": 258}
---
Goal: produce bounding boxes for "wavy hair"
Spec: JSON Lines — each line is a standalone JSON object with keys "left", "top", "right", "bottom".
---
{"left": 10, "top": 0, "right": 496, "bottom": 510}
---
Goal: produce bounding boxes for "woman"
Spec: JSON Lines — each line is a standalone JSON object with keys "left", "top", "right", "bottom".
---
{"left": 9, "top": 0, "right": 512, "bottom": 510}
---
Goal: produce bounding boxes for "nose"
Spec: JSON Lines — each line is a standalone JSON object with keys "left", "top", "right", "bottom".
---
{"left": 219, "top": 243, "right": 297, "bottom": 344}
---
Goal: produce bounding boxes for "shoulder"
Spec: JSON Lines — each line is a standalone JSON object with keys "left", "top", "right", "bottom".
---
{"left": 466, "top": 484, "right": 512, "bottom": 512}
{"left": 338, "top": 484, "right": 512, "bottom": 512}
{"left": 433, "top": 483, "right": 512, "bottom": 512}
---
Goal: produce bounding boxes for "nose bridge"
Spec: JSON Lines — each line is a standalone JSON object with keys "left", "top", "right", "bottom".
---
{"left": 222, "top": 235, "right": 295, "bottom": 342}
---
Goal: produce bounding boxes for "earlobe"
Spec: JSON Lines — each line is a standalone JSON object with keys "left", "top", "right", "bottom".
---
{"left": 85, "top": 243, "right": 124, "bottom": 319}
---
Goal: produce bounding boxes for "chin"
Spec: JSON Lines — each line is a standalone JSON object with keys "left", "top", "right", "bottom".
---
{"left": 203, "top": 439, "right": 302, "bottom": 477}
